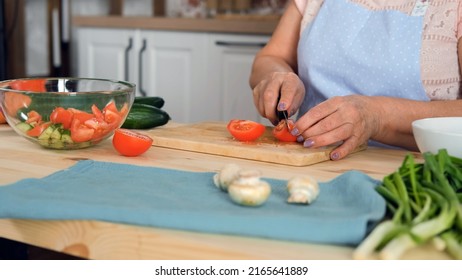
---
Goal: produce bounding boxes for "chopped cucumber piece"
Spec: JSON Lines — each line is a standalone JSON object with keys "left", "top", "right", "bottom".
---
{"left": 38, "top": 126, "right": 55, "bottom": 140}
{"left": 15, "top": 122, "right": 32, "bottom": 133}
{"left": 50, "top": 127, "right": 62, "bottom": 140}
{"left": 61, "top": 134, "right": 73, "bottom": 144}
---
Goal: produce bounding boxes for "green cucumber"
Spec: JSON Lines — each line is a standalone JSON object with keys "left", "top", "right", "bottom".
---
{"left": 122, "top": 103, "right": 170, "bottom": 129}
{"left": 133, "top": 96, "right": 165, "bottom": 108}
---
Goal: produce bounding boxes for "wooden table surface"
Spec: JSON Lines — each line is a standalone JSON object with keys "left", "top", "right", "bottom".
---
{"left": 0, "top": 123, "right": 450, "bottom": 260}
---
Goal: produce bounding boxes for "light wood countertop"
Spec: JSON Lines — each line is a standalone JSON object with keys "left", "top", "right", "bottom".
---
{"left": 72, "top": 16, "right": 278, "bottom": 35}
{"left": 0, "top": 123, "right": 450, "bottom": 260}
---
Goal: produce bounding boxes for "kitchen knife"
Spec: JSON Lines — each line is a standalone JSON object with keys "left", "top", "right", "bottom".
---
{"left": 276, "top": 93, "right": 290, "bottom": 129}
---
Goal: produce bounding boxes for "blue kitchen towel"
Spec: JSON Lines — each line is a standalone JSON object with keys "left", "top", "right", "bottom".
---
{"left": 0, "top": 160, "right": 386, "bottom": 245}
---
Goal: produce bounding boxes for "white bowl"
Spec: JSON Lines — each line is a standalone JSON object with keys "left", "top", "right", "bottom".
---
{"left": 412, "top": 117, "right": 462, "bottom": 157}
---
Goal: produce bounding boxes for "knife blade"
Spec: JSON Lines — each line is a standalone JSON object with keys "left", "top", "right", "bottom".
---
{"left": 276, "top": 109, "right": 290, "bottom": 130}
{"left": 276, "top": 94, "right": 291, "bottom": 130}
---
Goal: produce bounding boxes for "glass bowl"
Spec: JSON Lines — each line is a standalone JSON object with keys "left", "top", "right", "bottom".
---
{"left": 0, "top": 77, "right": 135, "bottom": 149}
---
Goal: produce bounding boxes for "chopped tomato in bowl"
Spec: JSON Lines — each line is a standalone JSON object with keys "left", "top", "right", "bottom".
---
{"left": 227, "top": 119, "right": 266, "bottom": 142}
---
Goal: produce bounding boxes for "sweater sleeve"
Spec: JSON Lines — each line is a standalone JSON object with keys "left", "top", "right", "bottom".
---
{"left": 458, "top": 0, "right": 462, "bottom": 39}
{"left": 294, "top": 0, "right": 307, "bottom": 14}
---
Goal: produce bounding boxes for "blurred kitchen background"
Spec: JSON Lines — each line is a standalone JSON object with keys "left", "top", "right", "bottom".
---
{"left": 0, "top": 0, "right": 287, "bottom": 123}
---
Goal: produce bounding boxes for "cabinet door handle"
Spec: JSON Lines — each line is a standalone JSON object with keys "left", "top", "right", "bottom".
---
{"left": 215, "top": 41, "right": 266, "bottom": 48}
{"left": 124, "top": 38, "right": 133, "bottom": 81}
{"left": 138, "top": 39, "right": 147, "bottom": 97}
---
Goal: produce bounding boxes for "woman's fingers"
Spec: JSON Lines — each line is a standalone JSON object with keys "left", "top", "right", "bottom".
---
{"left": 279, "top": 72, "right": 305, "bottom": 115}
{"left": 293, "top": 95, "right": 376, "bottom": 159}
{"left": 252, "top": 72, "right": 305, "bottom": 125}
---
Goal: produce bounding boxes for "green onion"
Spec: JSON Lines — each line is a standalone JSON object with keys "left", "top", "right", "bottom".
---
{"left": 353, "top": 149, "right": 462, "bottom": 260}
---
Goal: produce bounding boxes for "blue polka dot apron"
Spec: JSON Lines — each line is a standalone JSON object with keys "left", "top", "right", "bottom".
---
{"left": 297, "top": 0, "right": 430, "bottom": 118}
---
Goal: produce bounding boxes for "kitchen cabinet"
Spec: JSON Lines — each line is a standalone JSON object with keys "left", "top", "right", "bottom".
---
{"left": 75, "top": 27, "right": 269, "bottom": 123}
{"left": 76, "top": 27, "right": 208, "bottom": 123}
{"left": 76, "top": 28, "right": 134, "bottom": 82}
{"left": 137, "top": 30, "right": 209, "bottom": 123}
{"left": 207, "top": 33, "right": 270, "bottom": 124}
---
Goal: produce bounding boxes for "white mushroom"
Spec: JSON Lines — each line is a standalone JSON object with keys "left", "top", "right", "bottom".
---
{"left": 286, "top": 175, "right": 320, "bottom": 204}
{"left": 228, "top": 169, "right": 271, "bottom": 207}
{"left": 213, "top": 163, "right": 242, "bottom": 191}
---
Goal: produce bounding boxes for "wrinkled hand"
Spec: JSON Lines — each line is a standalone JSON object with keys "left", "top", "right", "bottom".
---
{"left": 252, "top": 72, "right": 305, "bottom": 125}
{"left": 292, "top": 95, "right": 381, "bottom": 160}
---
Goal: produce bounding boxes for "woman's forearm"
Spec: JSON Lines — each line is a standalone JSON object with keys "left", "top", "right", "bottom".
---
{"left": 249, "top": 1, "right": 302, "bottom": 90}
{"left": 371, "top": 97, "right": 462, "bottom": 150}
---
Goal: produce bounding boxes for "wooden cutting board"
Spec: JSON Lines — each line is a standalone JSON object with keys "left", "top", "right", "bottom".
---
{"left": 146, "top": 122, "right": 366, "bottom": 166}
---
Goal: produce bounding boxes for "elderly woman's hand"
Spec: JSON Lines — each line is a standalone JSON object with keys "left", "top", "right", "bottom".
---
{"left": 292, "top": 95, "right": 381, "bottom": 160}
{"left": 252, "top": 72, "right": 305, "bottom": 125}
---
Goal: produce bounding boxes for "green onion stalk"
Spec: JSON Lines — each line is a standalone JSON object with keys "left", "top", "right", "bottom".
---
{"left": 353, "top": 149, "right": 462, "bottom": 260}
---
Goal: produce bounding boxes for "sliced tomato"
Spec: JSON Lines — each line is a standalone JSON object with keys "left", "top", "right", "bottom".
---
{"left": 119, "top": 102, "right": 129, "bottom": 118}
{"left": 91, "top": 104, "right": 105, "bottom": 121}
{"left": 103, "top": 109, "right": 122, "bottom": 126}
{"left": 273, "top": 119, "right": 297, "bottom": 142}
{"left": 227, "top": 119, "right": 266, "bottom": 142}
{"left": 25, "top": 110, "right": 42, "bottom": 125}
{"left": 103, "top": 101, "right": 120, "bottom": 116}
{"left": 84, "top": 118, "right": 111, "bottom": 140}
{"left": 103, "top": 101, "right": 123, "bottom": 126}
{"left": 70, "top": 119, "right": 95, "bottom": 143}
{"left": 68, "top": 108, "right": 94, "bottom": 124}
{"left": 27, "top": 122, "right": 51, "bottom": 137}
{"left": 112, "top": 128, "right": 153, "bottom": 157}
{"left": 50, "top": 107, "right": 74, "bottom": 129}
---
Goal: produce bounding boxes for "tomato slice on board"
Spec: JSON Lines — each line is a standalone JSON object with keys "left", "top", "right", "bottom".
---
{"left": 112, "top": 128, "right": 153, "bottom": 157}
{"left": 227, "top": 119, "right": 266, "bottom": 142}
{"left": 272, "top": 119, "right": 297, "bottom": 142}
